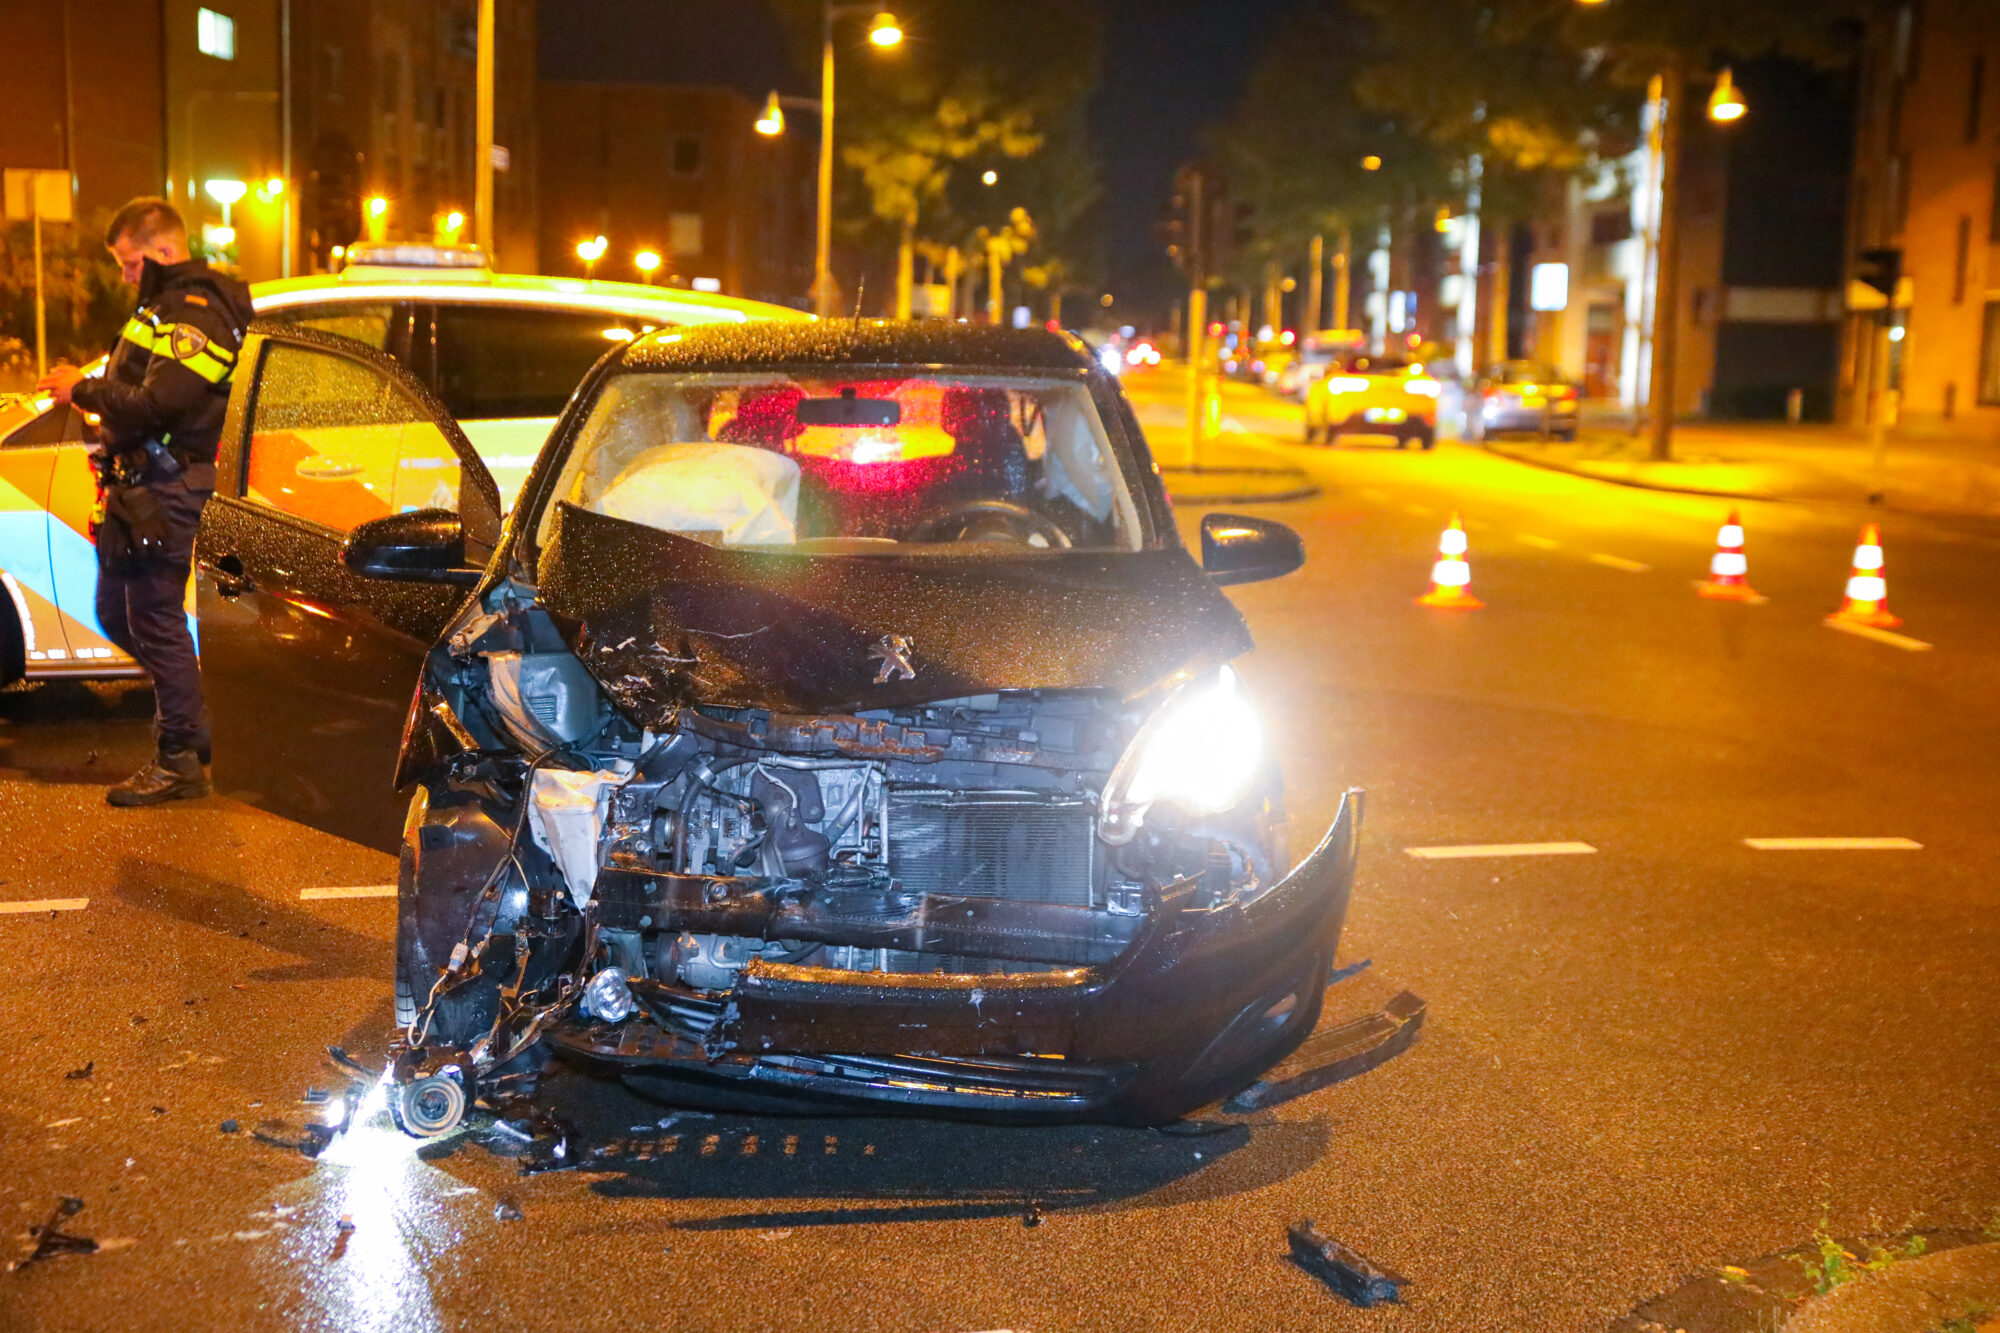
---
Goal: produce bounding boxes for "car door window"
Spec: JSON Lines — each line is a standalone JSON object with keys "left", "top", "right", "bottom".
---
{"left": 242, "top": 341, "right": 469, "bottom": 533}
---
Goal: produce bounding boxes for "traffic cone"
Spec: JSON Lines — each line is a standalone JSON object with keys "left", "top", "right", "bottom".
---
{"left": 1696, "top": 509, "right": 1765, "bottom": 602}
{"left": 1825, "top": 523, "right": 1900, "bottom": 629}
{"left": 1417, "top": 513, "right": 1483, "bottom": 609}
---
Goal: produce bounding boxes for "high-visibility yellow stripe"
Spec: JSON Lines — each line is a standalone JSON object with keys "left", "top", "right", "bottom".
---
{"left": 180, "top": 347, "right": 235, "bottom": 383}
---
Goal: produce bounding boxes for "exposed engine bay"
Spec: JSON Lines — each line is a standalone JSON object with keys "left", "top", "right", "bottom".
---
{"left": 384, "top": 583, "right": 1312, "bottom": 1133}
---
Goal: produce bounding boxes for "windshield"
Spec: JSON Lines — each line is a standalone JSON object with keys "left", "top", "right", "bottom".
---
{"left": 535, "top": 370, "right": 1144, "bottom": 555}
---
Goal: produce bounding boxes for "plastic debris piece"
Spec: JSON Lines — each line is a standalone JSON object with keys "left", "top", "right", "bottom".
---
{"left": 581, "top": 966, "right": 636, "bottom": 1024}
{"left": 301, "top": 1087, "right": 330, "bottom": 1105}
{"left": 10, "top": 1198, "right": 98, "bottom": 1271}
{"left": 326, "top": 1046, "right": 374, "bottom": 1078}
{"left": 495, "top": 1201, "right": 523, "bottom": 1222}
{"left": 336, "top": 1215, "right": 356, "bottom": 1232}
{"left": 64, "top": 1062, "right": 94, "bottom": 1080}
{"left": 1287, "top": 1220, "right": 1405, "bottom": 1307}
{"left": 219, "top": 1120, "right": 239, "bottom": 1134}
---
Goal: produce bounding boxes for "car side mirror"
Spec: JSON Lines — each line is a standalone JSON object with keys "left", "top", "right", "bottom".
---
{"left": 1200, "top": 512, "right": 1304, "bottom": 587}
{"left": 341, "top": 508, "right": 482, "bottom": 586}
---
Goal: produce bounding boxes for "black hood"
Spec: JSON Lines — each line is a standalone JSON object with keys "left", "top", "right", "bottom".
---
{"left": 537, "top": 502, "right": 1252, "bottom": 718}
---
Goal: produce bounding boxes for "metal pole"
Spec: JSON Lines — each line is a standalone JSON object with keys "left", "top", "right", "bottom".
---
{"left": 32, "top": 191, "right": 46, "bottom": 379}
{"left": 1332, "top": 224, "right": 1351, "bottom": 331}
{"left": 1647, "top": 61, "right": 1686, "bottom": 462}
{"left": 1306, "top": 233, "right": 1323, "bottom": 333}
{"left": 1868, "top": 312, "right": 1890, "bottom": 502}
{"left": 280, "top": 0, "right": 293, "bottom": 275}
{"left": 474, "top": 0, "right": 495, "bottom": 254}
{"left": 814, "top": 3, "right": 837, "bottom": 316}
{"left": 986, "top": 239, "right": 1003, "bottom": 324}
{"left": 1631, "top": 73, "right": 1665, "bottom": 434}
{"left": 1184, "top": 171, "right": 1206, "bottom": 470}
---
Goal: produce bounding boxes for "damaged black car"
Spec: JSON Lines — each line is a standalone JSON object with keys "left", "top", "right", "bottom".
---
{"left": 197, "top": 321, "right": 1367, "bottom": 1132}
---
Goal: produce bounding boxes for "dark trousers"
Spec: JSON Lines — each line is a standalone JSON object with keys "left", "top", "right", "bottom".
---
{"left": 95, "top": 471, "right": 213, "bottom": 757}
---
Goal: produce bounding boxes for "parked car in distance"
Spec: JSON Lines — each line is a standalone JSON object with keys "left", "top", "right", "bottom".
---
{"left": 1464, "top": 360, "right": 1580, "bottom": 441}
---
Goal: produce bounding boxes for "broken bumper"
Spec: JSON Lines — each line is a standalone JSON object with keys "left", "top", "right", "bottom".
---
{"left": 549, "top": 788, "right": 1368, "bottom": 1125}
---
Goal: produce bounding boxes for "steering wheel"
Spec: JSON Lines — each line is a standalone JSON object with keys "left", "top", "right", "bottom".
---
{"left": 906, "top": 499, "right": 1073, "bottom": 550}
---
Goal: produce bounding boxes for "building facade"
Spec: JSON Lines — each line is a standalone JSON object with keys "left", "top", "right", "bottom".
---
{"left": 1843, "top": 0, "right": 2000, "bottom": 441}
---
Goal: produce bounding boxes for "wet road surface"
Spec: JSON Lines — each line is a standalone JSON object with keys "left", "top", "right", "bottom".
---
{"left": 3, "top": 368, "right": 1997, "bottom": 1331}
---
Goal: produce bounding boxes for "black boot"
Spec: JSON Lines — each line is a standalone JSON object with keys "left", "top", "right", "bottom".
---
{"left": 107, "top": 747, "right": 211, "bottom": 807}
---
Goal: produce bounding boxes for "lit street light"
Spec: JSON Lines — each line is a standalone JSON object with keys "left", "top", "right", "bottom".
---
{"left": 1708, "top": 67, "right": 1747, "bottom": 122}
{"left": 982, "top": 169, "right": 999, "bottom": 186}
{"left": 577, "top": 234, "right": 608, "bottom": 277}
{"left": 867, "top": 11, "right": 902, "bottom": 46}
{"left": 755, "top": 93, "right": 785, "bottom": 136}
{"left": 816, "top": 5, "right": 901, "bottom": 315}
{"left": 634, "top": 249, "right": 662, "bottom": 283}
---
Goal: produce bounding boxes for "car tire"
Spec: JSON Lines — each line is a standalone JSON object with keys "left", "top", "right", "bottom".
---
{"left": 1418, "top": 430, "right": 1436, "bottom": 451}
{"left": 1302, "top": 417, "right": 1320, "bottom": 444}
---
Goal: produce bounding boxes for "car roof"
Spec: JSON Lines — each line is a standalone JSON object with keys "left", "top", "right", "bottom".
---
{"left": 618, "top": 320, "right": 1098, "bottom": 374}
{"left": 250, "top": 270, "right": 809, "bottom": 327}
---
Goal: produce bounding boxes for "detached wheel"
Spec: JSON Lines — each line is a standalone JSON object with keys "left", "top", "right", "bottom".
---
{"left": 391, "top": 1073, "right": 468, "bottom": 1138}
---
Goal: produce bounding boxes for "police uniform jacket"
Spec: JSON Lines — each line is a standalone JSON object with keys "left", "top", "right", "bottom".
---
{"left": 73, "top": 256, "right": 255, "bottom": 468}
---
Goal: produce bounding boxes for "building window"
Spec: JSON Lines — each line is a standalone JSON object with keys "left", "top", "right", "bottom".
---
{"left": 1954, "top": 215, "right": 1972, "bottom": 303}
{"left": 197, "top": 8, "right": 235, "bottom": 60}
{"left": 670, "top": 135, "right": 702, "bottom": 177}
{"left": 1980, "top": 302, "right": 2000, "bottom": 405}
{"left": 669, "top": 213, "right": 703, "bottom": 257}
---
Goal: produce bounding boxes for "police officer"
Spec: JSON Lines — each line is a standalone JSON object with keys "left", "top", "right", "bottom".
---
{"left": 38, "top": 198, "right": 253, "bottom": 806}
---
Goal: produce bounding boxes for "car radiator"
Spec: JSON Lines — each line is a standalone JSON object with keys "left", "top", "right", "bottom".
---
{"left": 885, "top": 788, "right": 1096, "bottom": 907}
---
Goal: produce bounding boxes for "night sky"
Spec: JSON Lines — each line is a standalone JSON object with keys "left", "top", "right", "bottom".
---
{"left": 1089, "top": 0, "right": 1300, "bottom": 311}
{"left": 539, "top": 0, "right": 1299, "bottom": 316}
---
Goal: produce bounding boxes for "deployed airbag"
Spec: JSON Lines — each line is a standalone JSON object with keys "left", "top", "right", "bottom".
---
{"left": 594, "top": 442, "right": 799, "bottom": 546}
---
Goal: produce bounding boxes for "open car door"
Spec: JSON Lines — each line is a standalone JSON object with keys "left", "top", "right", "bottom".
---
{"left": 196, "top": 325, "right": 501, "bottom": 851}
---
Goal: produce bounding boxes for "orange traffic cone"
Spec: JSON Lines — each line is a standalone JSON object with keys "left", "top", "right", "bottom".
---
{"left": 1417, "top": 513, "right": 1483, "bottom": 609}
{"left": 1696, "top": 509, "right": 1765, "bottom": 602}
{"left": 1825, "top": 523, "right": 1900, "bottom": 629}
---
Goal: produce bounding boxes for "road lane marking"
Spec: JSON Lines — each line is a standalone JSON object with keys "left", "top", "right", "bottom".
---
{"left": 1405, "top": 842, "right": 1598, "bottom": 860}
{"left": 1404, "top": 503, "right": 1434, "bottom": 518}
{"left": 1824, "top": 619, "right": 1932, "bottom": 652}
{"left": 299, "top": 885, "right": 398, "bottom": 900}
{"left": 1517, "top": 534, "right": 1561, "bottom": 550}
{"left": 0, "top": 898, "right": 89, "bottom": 915}
{"left": 1589, "top": 553, "right": 1651, "bottom": 572}
{"left": 1360, "top": 488, "right": 1389, "bottom": 503}
{"left": 1743, "top": 837, "right": 1922, "bottom": 851}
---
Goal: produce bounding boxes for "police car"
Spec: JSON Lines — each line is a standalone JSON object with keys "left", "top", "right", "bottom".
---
{"left": 0, "top": 244, "right": 807, "bottom": 685}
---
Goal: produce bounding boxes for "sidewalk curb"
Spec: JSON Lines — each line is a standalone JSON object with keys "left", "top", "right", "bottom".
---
{"left": 1482, "top": 441, "right": 1779, "bottom": 504}
{"left": 1785, "top": 1240, "right": 2000, "bottom": 1333}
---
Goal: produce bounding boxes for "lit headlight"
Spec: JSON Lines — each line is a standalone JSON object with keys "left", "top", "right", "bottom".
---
{"left": 1099, "top": 666, "right": 1265, "bottom": 845}
{"left": 1325, "top": 376, "right": 1370, "bottom": 394}
{"left": 1097, "top": 345, "right": 1124, "bottom": 375}
{"left": 1406, "top": 377, "right": 1441, "bottom": 397}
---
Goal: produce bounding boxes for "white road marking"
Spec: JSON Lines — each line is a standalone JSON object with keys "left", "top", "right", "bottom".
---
{"left": 1517, "top": 534, "right": 1561, "bottom": 550}
{"left": 1405, "top": 842, "right": 1598, "bottom": 860}
{"left": 1824, "top": 619, "right": 1933, "bottom": 652}
{"left": 1404, "top": 503, "right": 1434, "bottom": 518}
{"left": 299, "top": 885, "right": 398, "bottom": 901}
{"left": 0, "top": 898, "right": 89, "bottom": 915}
{"left": 1588, "top": 553, "right": 1651, "bottom": 573}
{"left": 1743, "top": 837, "right": 1922, "bottom": 851}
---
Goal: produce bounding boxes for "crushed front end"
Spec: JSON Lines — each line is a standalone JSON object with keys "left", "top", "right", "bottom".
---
{"left": 387, "top": 583, "right": 1362, "bottom": 1129}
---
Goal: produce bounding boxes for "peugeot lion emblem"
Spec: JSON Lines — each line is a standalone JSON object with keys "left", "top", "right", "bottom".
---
{"left": 868, "top": 633, "right": 917, "bottom": 684}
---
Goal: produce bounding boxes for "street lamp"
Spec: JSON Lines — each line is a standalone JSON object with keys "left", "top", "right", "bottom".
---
{"left": 576, "top": 235, "right": 607, "bottom": 277}
{"left": 1707, "top": 68, "right": 1747, "bottom": 122}
{"left": 634, "top": 249, "right": 661, "bottom": 283}
{"left": 755, "top": 93, "right": 785, "bottom": 136}
{"left": 814, "top": 4, "right": 902, "bottom": 315}
{"left": 982, "top": 169, "right": 999, "bottom": 186}
{"left": 1361, "top": 155, "right": 1383, "bottom": 172}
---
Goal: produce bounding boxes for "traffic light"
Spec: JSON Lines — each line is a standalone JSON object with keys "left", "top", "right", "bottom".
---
{"left": 1856, "top": 247, "right": 1902, "bottom": 300}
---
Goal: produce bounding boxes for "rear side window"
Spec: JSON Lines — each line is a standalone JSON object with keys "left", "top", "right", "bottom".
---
{"left": 258, "top": 301, "right": 399, "bottom": 352}
{"left": 431, "top": 305, "right": 651, "bottom": 421}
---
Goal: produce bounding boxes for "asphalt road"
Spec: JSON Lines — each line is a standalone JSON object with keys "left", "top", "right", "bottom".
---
{"left": 3, "top": 367, "right": 1997, "bottom": 1332}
